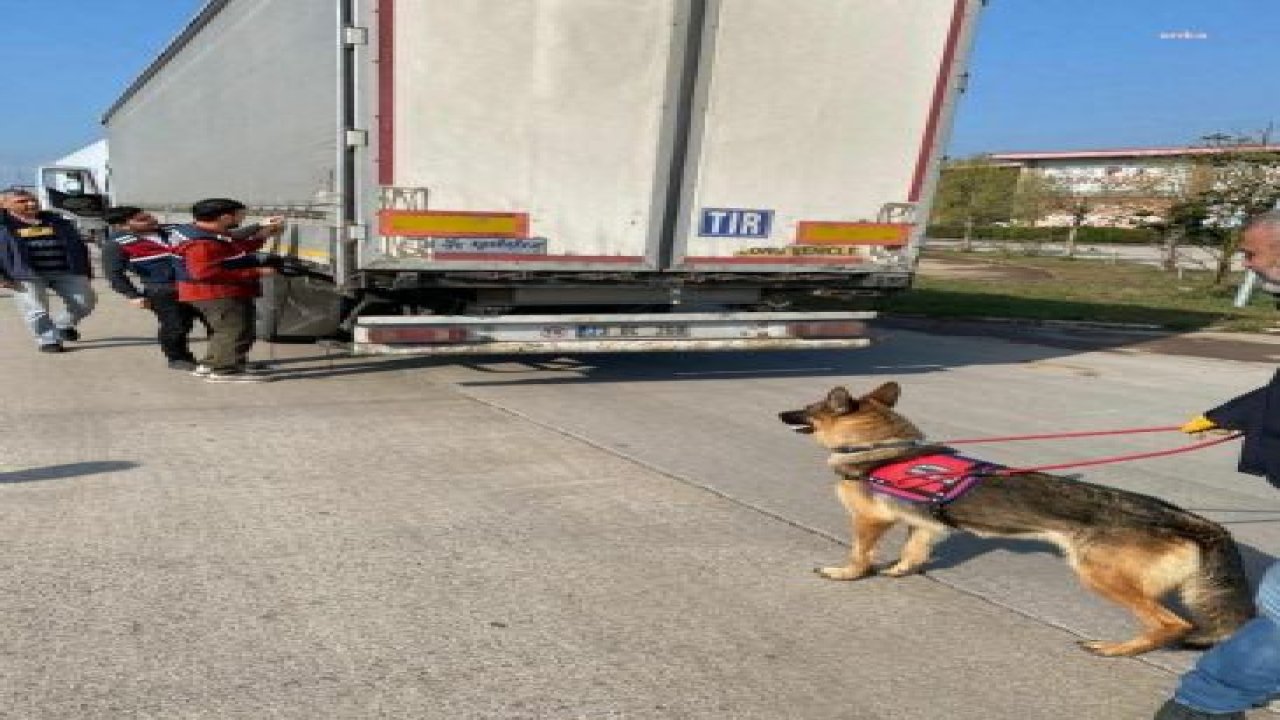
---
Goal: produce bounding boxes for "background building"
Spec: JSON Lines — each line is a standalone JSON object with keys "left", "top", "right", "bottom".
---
{"left": 990, "top": 144, "right": 1280, "bottom": 227}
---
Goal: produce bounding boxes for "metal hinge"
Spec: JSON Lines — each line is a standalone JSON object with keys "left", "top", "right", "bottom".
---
{"left": 343, "top": 26, "right": 369, "bottom": 46}
{"left": 344, "top": 129, "right": 368, "bottom": 147}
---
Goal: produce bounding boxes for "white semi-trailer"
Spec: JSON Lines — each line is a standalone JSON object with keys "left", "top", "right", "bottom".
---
{"left": 104, "top": 0, "right": 979, "bottom": 354}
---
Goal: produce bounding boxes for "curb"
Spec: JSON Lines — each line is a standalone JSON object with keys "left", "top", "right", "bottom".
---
{"left": 885, "top": 313, "right": 1169, "bottom": 333}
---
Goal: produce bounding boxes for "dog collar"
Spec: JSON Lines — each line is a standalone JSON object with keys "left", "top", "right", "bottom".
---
{"left": 830, "top": 439, "right": 925, "bottom": 455}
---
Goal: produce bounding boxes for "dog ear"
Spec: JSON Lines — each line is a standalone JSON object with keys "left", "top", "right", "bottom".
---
{"left": 863, "top": 382, "right": 901, "bottom": 408}
{"left": 825, "top": 387, "right": 859, "bottom": 415}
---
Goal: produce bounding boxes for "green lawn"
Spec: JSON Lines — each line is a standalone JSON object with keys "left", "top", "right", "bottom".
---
{"left": 880, "top": 251, "right": 1278, "bottom": 332}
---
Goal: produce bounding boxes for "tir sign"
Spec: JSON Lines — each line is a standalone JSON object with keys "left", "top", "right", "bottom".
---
{"left": 699, "top": 208, "right": 773, "bottom": 239}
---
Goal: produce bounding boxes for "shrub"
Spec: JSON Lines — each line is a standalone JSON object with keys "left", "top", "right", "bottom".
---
{"left": 925, "top": 225, "right": 1159, "bottom": 244}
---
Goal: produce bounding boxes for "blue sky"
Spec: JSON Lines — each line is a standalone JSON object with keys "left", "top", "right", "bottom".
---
{"left": 949, "top": 0, "right": 1280, "bottom": 155}
{"left": 0, "top": 1, "right": 1276, "bottom": 186}
{"left": 0, "top": 0, "right": 204, "bottom": 186}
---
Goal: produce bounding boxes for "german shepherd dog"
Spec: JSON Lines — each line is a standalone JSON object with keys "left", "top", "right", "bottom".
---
{"left": 778, "top": 382, "right": 1254, "bottom": 656}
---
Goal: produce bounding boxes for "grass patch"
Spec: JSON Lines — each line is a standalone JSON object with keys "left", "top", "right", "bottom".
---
{"left": 880, "top": 252, "right": 1277, "bottom": 332}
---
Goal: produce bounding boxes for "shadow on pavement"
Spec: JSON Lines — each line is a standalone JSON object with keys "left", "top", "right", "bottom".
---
{"left": 244, "top": 314, "right": 1275, "bottom": 386}
{"left": 887, "top": 288, "right": 1239, "bottom": 333}
{"left": 927, "top": 534, "right": 1060, "bottom": 572}
{"left": 264, "top": 354, "right": 444, "bottom": 381}
{"left": 0, "top": 460, "right": 140, "bottom": 484}
{"left": 65, "top": 336, "right": 163, "bottom": 350}
{"left": 442, "top": 341, "right": 1109, "bottom": 387}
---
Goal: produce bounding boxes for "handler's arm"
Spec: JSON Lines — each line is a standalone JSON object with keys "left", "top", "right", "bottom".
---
{"left": 1204, "top": 386, "right": 1269, "bottom": 431}
{"left": 101, "top": 239, "right": 143, "bottom": 299}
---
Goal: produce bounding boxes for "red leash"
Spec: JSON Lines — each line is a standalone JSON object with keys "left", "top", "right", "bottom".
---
{"left": 942, "top": 425, "right": 1182, "bottom": 445}
{"left": 990, "top": 432, "right": 1241, "bottom": 476}
{"left": 887, "top": 425, "right": 1242, "bottom": 490}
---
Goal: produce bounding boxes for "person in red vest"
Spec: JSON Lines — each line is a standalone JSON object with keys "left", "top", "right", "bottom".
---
{"left": 173, "top": 198, "right": 285, "bottom": 383}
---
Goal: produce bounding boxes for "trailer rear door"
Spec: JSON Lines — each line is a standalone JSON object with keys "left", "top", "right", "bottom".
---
{"left": 373, "top": 0, "right": 688, "bottom": 271}
{"left": 670, "top": 0, "right": 972, "bottom": 272}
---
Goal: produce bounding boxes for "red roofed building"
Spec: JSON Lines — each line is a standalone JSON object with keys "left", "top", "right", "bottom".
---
{"left": 988, "top": 144, "right": 1280, "bottom": 227}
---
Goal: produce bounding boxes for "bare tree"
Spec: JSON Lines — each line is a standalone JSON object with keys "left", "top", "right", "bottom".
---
{"left": 1189, "top": 134, "right": 1280, "bottom": 284}
{"left": 1008, "top": 169, "right": 1056, "bottom": 229}
{"left": 1032, "top": 171, "right": 1150, "bottom": 258}
{"left": 1108, "top": 159, "right": 1206, "bottom": 271}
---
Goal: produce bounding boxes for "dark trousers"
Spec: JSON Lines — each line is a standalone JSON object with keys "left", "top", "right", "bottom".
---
{"left": 190, "top": 298, "right": 256, "bottom": 372}
{"left": 144, "top": 286, "right": 201, "bottom": 362}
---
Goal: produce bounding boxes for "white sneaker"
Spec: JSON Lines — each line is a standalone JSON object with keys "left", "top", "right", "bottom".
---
{"left": 204, "top": 370, "right": 273, "bottom": 383}
{"left": 193, "top": 362, "right": 263, "bottom": 376}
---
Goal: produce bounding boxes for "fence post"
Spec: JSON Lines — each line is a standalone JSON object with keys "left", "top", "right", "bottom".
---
{"left": 1234, "top": 270, "right": 1259, "bottom": 308}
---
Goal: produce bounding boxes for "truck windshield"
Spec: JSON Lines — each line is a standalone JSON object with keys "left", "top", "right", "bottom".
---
{"left": 40, "top": 167, "right": 105, "bottom": 218}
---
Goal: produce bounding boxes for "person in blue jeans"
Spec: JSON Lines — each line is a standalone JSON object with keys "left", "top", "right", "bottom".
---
{"left": 0, "top": 188, "right": 96, "bottom": 353}
{"left": 1157, "top": 211, "right": 1280, "bottom": 719}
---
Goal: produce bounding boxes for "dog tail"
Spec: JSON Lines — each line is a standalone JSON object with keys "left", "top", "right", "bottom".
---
{"left": 1176, "top": 515, "right": 1255, "bottom": 646}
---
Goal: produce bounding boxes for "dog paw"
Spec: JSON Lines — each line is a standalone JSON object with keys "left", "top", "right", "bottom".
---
{"left": 814, "top": 565, "right": 873, "bottom": 581}
{"left": 1178, "top": 631, "right": 1226, "bottom": 650}
{"left": 883, "top": 563, "right": 921, "bottom": 578}
{"left": 1077, "top": 640, "right": 1141, "bottom": 657}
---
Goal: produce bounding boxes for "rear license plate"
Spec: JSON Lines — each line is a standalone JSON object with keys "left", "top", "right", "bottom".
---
{"left": 576, "top": 324, "right": 691, "bottom": 339}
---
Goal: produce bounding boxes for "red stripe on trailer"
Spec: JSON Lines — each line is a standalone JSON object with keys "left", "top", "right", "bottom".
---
{"left": 908, "top": 0, "right": 969, "bottom": 202}
{"left": 679, "top": 256, "right": 867, "bottom": 266}
{"left": 377, "top": 0, "right": 395, "bottom": 185}
{"left": 428, "top": 254, "right": 645, "bottom": 263}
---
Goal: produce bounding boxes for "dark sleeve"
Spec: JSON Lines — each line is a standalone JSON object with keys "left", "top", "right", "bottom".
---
{"left": 0, "top": 231, "right": 13, "bottom": 282}
{"left": 0, "top": 212, "right": 17, "bottom": 282}
{"left": 59, "top": 218, "right": 93, "bottom": 280}
{"left": 101, "top": 241, "right": 142, "bottom": 299}
{"left": 234, "top": 234, "right": 268, "bottom": 253}
{"left": 218, "top": 231, "right": 272, "bottom": 269}
{"left": 220, "top": 252, "right": 269, "bottom": 270}
{"left": 1204, "top": 373, "right": 1279, "bottom": 431}
{"left": 227, "top": 224, "right": 261, "bottom": 240}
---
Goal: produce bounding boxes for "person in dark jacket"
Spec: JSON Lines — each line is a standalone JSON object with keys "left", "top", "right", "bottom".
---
{"left": 102, "top": 206, "right": 205, "bottom": 371}
{"left": 173, "top": 198, "right": 283, "bottom": 383}
{"left": 1156, "top": 210, "right": 1280, "bottom": 719}
{"left": 0, "top": 188, "right": 96, "bottom": 353}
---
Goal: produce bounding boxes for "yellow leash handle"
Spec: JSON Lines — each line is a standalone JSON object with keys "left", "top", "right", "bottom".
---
{"left": 1180, "top": 415, "right": 1219, "bottom": 434}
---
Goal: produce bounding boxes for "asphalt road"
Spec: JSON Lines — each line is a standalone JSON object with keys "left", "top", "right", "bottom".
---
{"left": 3, "top": 286, "right": 1278, "bottom": 719}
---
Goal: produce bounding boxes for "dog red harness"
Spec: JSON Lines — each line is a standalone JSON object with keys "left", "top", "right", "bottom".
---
{"left": 867, "top": 452, "right": 1001, "bottom": 505}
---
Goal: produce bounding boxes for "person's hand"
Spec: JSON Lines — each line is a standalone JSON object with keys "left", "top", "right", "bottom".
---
{"left": 260, "top": 216, "right": 287, "bottom": 236}
{"left": 1181, "top": 415, "right": 1235, "bottom": 437}
{"left": 129, "top": 297, "right": 150, "bottom": 310}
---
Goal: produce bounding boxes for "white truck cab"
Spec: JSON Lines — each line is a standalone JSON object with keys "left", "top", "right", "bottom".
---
{"left": 34, "top": 165, "right": 109, "bottom": 245}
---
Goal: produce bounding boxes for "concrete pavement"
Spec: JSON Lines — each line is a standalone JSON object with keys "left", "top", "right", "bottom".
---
{"left": 0, "top": 282, "right": 1274, "bottom": 718}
